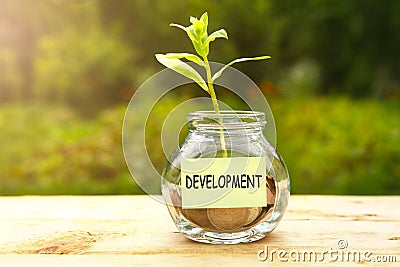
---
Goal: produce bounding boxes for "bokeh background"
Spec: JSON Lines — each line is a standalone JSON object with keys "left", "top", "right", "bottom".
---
{"left": 1, "top": 0, "right": 399, "bottom": 195}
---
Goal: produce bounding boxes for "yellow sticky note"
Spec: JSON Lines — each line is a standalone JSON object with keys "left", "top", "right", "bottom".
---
{"left": 181, "top": 157, "right": 268, "bottom": 209}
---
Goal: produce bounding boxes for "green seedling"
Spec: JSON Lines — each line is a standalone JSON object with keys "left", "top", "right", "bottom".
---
{"left": 156, "top": 12, "right": 270, "bottom": 157}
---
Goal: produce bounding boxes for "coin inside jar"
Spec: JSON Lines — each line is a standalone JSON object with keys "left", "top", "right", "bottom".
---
{"left": 207, "top": 208, "right": 250, "bottom": 231}
{"left": 244, "top": 207, "right": 262, "bottom": 225}
{"left": 182, "top": 209, "right": 214, "bottom": 228}
{"left": 266, "top": 175, "right": 276, "bottom": 205}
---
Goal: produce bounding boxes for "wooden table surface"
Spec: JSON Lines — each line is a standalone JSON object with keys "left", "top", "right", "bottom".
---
{"left": 0, "top": 195, "right": 399, "bottom": 266}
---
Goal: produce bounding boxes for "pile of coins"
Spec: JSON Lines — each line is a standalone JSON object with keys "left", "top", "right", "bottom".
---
{"left": 170, "top": 175, "right": 276, "bottom": 232}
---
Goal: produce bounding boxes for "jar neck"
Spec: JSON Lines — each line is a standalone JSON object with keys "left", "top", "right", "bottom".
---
{"left": 187, "top": 111, "right": 266, "bottom": 135}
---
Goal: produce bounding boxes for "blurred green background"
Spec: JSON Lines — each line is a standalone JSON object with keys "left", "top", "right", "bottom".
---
{"left": 0, "top": 0, "right": 399, "bottom": 195}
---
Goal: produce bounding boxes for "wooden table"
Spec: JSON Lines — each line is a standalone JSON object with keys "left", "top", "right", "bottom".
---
{"left": 0, "top": 195, "right": 399, "bottom": 266}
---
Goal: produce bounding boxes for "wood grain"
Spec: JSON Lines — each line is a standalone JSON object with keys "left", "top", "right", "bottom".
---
{"left": 0, "top": 195, "right": 399, "bottom": 266}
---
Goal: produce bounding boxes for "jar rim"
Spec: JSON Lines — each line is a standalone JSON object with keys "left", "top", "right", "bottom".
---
{"left": 188, "top": 110, "right": 265, "bottom": 120}
{"left": 187, "top": 110, "right": 266, "bottom": 130}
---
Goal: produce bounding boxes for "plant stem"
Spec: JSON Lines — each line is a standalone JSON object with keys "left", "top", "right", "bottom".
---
{"left": 203, "top": 56, "right": 228, "bottom": 158}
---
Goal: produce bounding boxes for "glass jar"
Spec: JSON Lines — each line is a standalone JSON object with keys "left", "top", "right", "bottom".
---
{"left": 161, "top": 111, "right": 290, "bottom": 244}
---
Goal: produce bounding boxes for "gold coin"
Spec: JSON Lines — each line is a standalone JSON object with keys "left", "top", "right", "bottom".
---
{"left": 207, "top": 208, "right": 250, "bottom": 231}
{"left": 183, "top": 209, "right": 213, "bottom": 228}
{"left": 266, "top": 175, "right": 276, "bottom": 205}
{"left": 244, "top": 207, "right": 262, "bottom": 225}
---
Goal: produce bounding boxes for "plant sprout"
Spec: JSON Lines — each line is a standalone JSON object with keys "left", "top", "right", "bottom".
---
{"left": 155, "top": 12, "right": 270, "bottom": 157}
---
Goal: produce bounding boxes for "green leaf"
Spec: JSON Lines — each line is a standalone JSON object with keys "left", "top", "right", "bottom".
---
{"left": 155, "top": 54, "right": 209, "bottom": 93}
{"left": 204, "top": 29, "right": 228, "bottom": 46}
{"left": 200, "top": 12, "right": 208, "bottom": 29}
{"left": 170, "top": 23, "right": 186, "bottom": 31}
{"left": 200, "top": 12, "right": 208, "bottom": 38}
{"left": 193, "top": 20, "right": 204, "bottom": 36}
{"left": 173, "top": 24, "right": 204, "bottom": 56}
{"left": 170, "top": 15, "right": 210, "bottom": 58}
{"left": 189, "top": 16, "right": 197, "bottom": 24}
{"left": 186, "top": 26, "right": 205, "bottom": 56}
{"left": 185, "top": 25, "right": 197, "bottom": 40}
{"left": 212, "top": 56, "right": 271, "bottom": 82}
{"left": 165, "top": 53, "right": 205, "bottom": 66}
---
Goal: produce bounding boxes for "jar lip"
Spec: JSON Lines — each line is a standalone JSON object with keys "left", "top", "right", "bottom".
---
{"left": 187, "top": 110, "right": 266, "bottom": 128}
{"left": 188, "top": 110, "right": 265, "bottom": 119}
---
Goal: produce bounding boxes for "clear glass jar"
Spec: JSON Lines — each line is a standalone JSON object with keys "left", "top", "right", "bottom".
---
{"left": 161, "top": 111, "right": 290, "bottom": 244}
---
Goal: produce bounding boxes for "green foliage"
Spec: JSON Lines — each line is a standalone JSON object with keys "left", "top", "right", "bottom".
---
{"left": 272, "top": 98, "right": 400, "bottom": 195}
{"left": 156, "top": 12, "right": 271, "bottom": 158}
{"left": 155, "top": 54, "right": 209, "bottom": 92}
{"left": 0, "top": 104, "right": 142, "bottom": 195}
{"left": 2, "top": 0, "right": 400, "bottom": 104}
{"left": 97, "top": 0, "right": 400, "bottom": 98}
{"left": 1, "top": 98, "right": 398, "bottom": 195}
{"left": 0, "top": 49, "right": 22, "bottom": 101}
{"left": 0, "top": 1, "right": 399, "bottom": 196}
{"left": 170, "top": 12, "right": 227, "bottom": 57}
{"left": 267, "top": 0, "right": 400, "bottom": 97}
{"left": 156, "top": 12, "right": 270, "bottom": 88}
{"left": 33, "top": 26, "right": 136, "bottom": 113}
{"left": 155, "top": 11, "right": 271, "bottom": 124}
{"left": 278, "top": 59, "right": 321, "bottom": 98}
{"left": 212, "top": 56, "right": 271, "bottom": 82}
